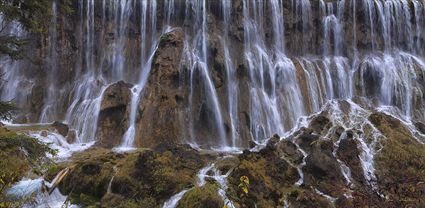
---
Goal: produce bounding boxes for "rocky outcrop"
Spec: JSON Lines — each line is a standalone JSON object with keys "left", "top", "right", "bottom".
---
{"left": 47, "top": 100, "right": 425, "bottom": 208}
{"left": 95, "top": 81, "right": 132, "bottom": 148}
{"left": 370, "top": 112, "right": 425, "bottom": 206}
{"left": 51, "top": 121, "right": 69, "bottom": 137}
{"left": 177, "top": 182, "right": 224, "bottom": 208}
{"left": 134, "top": 28, "right": 185, "bottom": 148}
{"left": 57, "top": 144, "right": 211, "bottom": 207}
{"left": 221, "top": 101, "right": 425, "bottom": 207}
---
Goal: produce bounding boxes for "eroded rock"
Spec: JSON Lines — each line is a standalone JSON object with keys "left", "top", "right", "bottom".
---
{"left": 134, "top": 28, "right": 186, "bottom": 148}
{"left": 95, "top": 81, "right": 132, "bottom": 148}
{"left": 59, "top": 144, "right": 211, "bottom": 207}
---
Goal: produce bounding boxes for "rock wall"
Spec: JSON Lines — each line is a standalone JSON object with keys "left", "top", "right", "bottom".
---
{"left": 1, "top": 0, "right": 425, "bottom": 149}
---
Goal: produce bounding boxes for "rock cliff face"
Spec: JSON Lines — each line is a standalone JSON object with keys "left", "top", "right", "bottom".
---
{"left": 2, "top": 0, "right": 425, "bottom": 149}
{"left": 225, "top": 101, "right": 425, "bottom": 207}
{"left": 134, "top": 28, "right": 186, "bottom": 148}
{"left": 2, "top": 1, "right": 425, "bottom": 207}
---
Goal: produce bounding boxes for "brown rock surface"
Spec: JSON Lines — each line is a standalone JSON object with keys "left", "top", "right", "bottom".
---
{"left": 95, "top": 81, "right": 132, "bottom": 148}
{"left": 134, "top": 28, "right": 185, "bottom": 148}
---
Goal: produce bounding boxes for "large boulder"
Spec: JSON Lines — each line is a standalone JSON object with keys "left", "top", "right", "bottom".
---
{"left": 177, "top": 182, "right": 224, "bottom": 208}
{"left": 51, "top": 121, "right": 69, "bottom": 137}
{"left": 227, "top": 147, "right": 303, "bottom": 207}
{"left": 134, "top": 28, "right": 185, "bottom": 148}
{"left": 95, "top": 81, "right": 132, "bottom": 148}
{"left": 58, "top": 144, "right": 210, "bottom": 207}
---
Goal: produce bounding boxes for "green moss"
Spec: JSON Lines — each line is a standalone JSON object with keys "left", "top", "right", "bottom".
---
{"left": 0, "top": 127, "right": 55, "bottom": 184}
{"left": 370, "top": 113, "right": 425, "bottom": 205}
{"left": 57, "top": 145, "right": 206, "bottom": 207}
{"left": 116, "top": 197, "right": 156, "bottom": 208}
{"left": 177, "top": 182, "right": 224, "bottom": 208}
{"left": 59, "top": 149, "right": 118, "bottom": 206}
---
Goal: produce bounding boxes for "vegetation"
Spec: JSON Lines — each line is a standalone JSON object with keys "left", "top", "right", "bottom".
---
{"left": 369, "top": 113, "right": 425, "bottom": 206}
{"left": 0, "top": 100, "right": 16, "bottom": 121}
{"left": 0, "top": 0, "right": 73, "bottom": 59}
{"left": 238, "top": 176, "right": 250, "bottom": 197}
{"left": 177, "top": 182, "right": 224, "bottom": 208}
{"left": 0, "top": 0, "right": 49, "bottom": 59}
{"left": 0, "top": 127, "right": 56, "bottom": 207}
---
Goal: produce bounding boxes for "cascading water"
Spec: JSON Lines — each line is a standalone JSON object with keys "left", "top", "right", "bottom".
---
{"left": 221, "top": 0, "right": 239, "bottom": 147}
{"left": 186, "top": 0, "right": 228, "bottom": 148}
{"left": 1, "top": 0, "right": 425, "bottom": 150}
{"left": 3, "top": 1, "right": 425, "bottom": 207}
{"left": 39, "top": 1, "right": 59, "bottom": 123}
{"left": 119, "top": 0, "right": 159, "bottom": 149}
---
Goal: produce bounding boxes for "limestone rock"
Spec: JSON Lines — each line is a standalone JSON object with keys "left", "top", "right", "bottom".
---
{"left": 95, "top": 81, "right": 132, "bottom": 148}
{"left": 176, "top": 182, "right": 224, "bottom": 208}
{"left": 100, "top": 81, "right": 133, "bottom": 111}
{"left": 59, "top": 145, "right": 210, "bottom": 207}
{"left": 51, "top": 121, "right": 69, "bottom": 137}
{"left": 134, "top": 28, "right": 185, "bottom": 148}
{"left": 66, "top": 129, "right": 77, "bottom": 144}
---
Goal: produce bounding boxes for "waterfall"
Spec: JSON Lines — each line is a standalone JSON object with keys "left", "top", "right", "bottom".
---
{"left": 187, "top": 0, "right": 228, "bottom": 148}
{"left": 221, "top": 0, "right": 239, "bottom": 147}
{"left": 0, "top": 15, "right": 31, "bottom": 113}
{"left": 39, "top": 1, "right": 59, "bottom": 123}
{"left": 1, "top": 0, "right": 425, "bottom": 150}
{"left": 243, "top": 0, "right": 286, "bottom": 142}
{"left": 120, "top": 0, "right": 158, "bottom": 149}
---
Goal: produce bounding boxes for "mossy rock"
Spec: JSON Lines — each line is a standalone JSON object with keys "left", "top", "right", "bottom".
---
{"left": 177, "top": 182, "right": 224, "bottom": 208}
{"left": 112, "top": 147, "right": 205, "bottom": 204}
{"left": 0, "top": 127, "right": 55, "bottom": 184}
{"left": 369, "top": 113, "right": 425, "bottom": 206}
{"left": 302, "top": 139, "right": 346, "bottom": 198}
{"left": 227, "top": 149, "right": 300, "bottom": 207}
{"left": 285, "top": 188, "right": 333, "bottom": 208}
{"left": 58, "top": 145, "right": 209, "bottom": 207}
{"left": 59, "top": 149, "right": 118, "bottom": 206}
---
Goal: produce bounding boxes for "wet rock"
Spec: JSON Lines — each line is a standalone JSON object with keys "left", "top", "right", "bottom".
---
{"left": 28, "top": 85, "right": 46, "bottom": 122}
{"left": 59, "top": 149, "right": 117, "bottom": 205}
{"left": 369, "top": 113, "right": 425, "bottom": 207}
{"left": 177, "top": 182, "right": 224, "bottom": 208}
{"left": 294, "top": 129, "right": 319, "bottom": 153}
{"left": 59, "top": 145, "right": 211, "bottom": 207}
{"left": 414, "top": 121, "right": 425, "bottom": 134}
{"left": 99, "top": 81, "right": 133, "bottom": 111}
{"left": 95, "top": 81, "right": 132, "bottom": 148}
{"left": 227, "top": 146, "right": 300, "bottom": 207}
{"left": 134, "top": 28, "right": 186, "bottom": 148}
{"left": 337, "top": 136, "right": 366, "bottom": 184}
{"left": 336, "top": 137, "right": 365, "bottom": 185}
{"left": 276, "top": 140, "right": 304, "bottom": 165}
{"left": 111, "top": 144, "right": 208, "bottom": 206}
{"left": 302, "top": 140, "right": 346, "bottom": 198}
{"left": 309, "top": 115, "right": 331, "bottom": 134}
{"left": 51, "top": 121, "right": 69, "bottom": 137}
{"left": 214, "top": 156, "right": 240, "bottom": 173}
{"left": 265, "top": 134, "right": 280, "bottom": 150}
{"left": 66, "top": 129, "right": 77, "bottom": 144}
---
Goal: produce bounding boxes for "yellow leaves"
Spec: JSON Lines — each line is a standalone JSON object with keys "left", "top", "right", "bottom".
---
{"left": 241, "top": 186, "right": 249, "bottom": 194}
{"left": 238, "top": 175, "right": 250, "bottom": 197}
{"left": 240, "top": 176, "right": 250, "bottom": 185}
